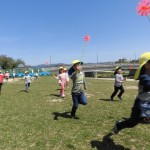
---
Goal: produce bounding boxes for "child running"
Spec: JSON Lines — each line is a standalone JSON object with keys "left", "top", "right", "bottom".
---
{"left": 0, "top": 70, "right": 5, "bottom": 94}
{"left": 69, "top": 60, "right": 87, "bottom": 118}
{"left": 53, "top": 67, "right": 66, "bottom": 98}
{"left": 23, "top": 71, "right": 31, "bottom": 92}
{"left": 113, "top": 52, "right": 150, "bottom": 134}
{"left": 110, "top": 66, "right": 126, "bottom": 101}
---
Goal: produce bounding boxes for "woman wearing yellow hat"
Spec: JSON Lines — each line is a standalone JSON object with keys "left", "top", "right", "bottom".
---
{"left": 113, "top": 52, "right": 150, "bottom": 134}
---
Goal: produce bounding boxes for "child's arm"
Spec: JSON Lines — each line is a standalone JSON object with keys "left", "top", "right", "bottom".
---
{"left": 53, "top": 74, "right": 58, "bottom": 79}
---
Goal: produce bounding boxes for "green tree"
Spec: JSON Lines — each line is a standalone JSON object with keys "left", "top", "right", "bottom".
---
{"left": 0, "top": 55, "right": 25, "bottom": 70}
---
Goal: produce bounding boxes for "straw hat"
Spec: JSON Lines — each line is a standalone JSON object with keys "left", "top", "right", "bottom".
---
{"left": 134, "top": 52, "right": 150, "bottom": 80}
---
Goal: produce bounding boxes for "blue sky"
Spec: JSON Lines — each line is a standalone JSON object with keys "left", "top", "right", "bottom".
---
{"left": 0, "top": 0, "right": 150, "bottom": 65}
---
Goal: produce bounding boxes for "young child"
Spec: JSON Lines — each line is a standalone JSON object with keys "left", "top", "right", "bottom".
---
{"left": 113, "top": 52, "right": 150, "bottom": 134}
{"left": 5, "top": 71, "right": 10, "bottom": 82}
{"left": 0, "top": 70, "right": 5, "bottom": 94}
{"left": 69, "top": 60, "right": 87, "bottom": 118}
{"left": 110, "top": 66, "right": 125, "bottom": 101}
{"left": 63, "top": 67, "right": 69, "bottom": 88}
{"left": 23, "top": 71, "right": 31, "bottom": 92}
{"left": 12, "top": 71, "right": 16, "bottom": 82}
{"left": 53, "top": 67, "right": 66, "bottom": 98}
{"left": 34, "top": 71, "right": 39, "bottom": 80}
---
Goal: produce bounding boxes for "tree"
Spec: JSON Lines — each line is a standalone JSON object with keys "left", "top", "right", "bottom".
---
{"left": 115, "top": 58, "right": 129, "bottom": 63}
{"left": 0, "top": 55, "right": 25, "bottom": 70}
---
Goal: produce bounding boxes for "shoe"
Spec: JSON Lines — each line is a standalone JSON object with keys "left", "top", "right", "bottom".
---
{"left": 61, "top": 94, "right": 65, "bottom": 98}
{"left": 117, "top": 95, "right": 122, "bottom": 100}
{"left": 70, "top": 114, "right": 79, "bottom": 119}
{"left": 110, "top": 97, "right": 114, "bottom": 101}
{"left": 113, "top": 121, "right": 120, "bottom": 134}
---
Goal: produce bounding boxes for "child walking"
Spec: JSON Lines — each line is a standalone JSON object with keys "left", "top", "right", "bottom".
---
{"left": 53, "top": 67, "right": 66, "bottom": 98}
{"left": 63, "top": 68, "right": 69, "bottom": 88}
{"left": 113, "top": 52, "right": 150, "bottom": 134}
{"left": 110, "top": 66, "right": 125, "bottom": 101}
{"left": 23, "top": 71, "right": 31, "bottom": 92}
{"left": 69, "top": 60, "right": 87, "bottom": 118}
{"left": 0, "top": 70, "right": 5, "bottom": 94}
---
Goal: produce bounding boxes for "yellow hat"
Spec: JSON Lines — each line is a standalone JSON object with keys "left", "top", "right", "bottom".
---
{"left": 25, "top": 71, "right": 29, "bottom": 74}
{"left": 63, "top": 68, "right": 67, "bottom": 71}
{"left": 134, "top": 52, "right": 150, "bottom": 80}
{"left": 59, "top": 66, "right": 64, "bottom": 70}
{"left": 72, "top": 60, "right": 83, "bottom": 65}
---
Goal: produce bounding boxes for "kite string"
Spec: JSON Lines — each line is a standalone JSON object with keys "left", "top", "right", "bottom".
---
{"left": 80, "top": 41, "right": 87, "bottom": 63}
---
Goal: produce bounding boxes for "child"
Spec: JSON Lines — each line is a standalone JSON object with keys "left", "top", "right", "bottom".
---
{"left": 23, "top": 71, "right": 31, "bottom": 92}
{"left": 5, "top": 71, "right": 10, "bottom": 82}
{"left": 113, "top": 52, "right": 150, "bottom": 134}
{"left": 12, "top": 71, "right": 16, "bottom": 82}
{"left": 69, "top": 60, "right": 87, "bottom": 118}
{"left": 0, "top": 70, "right": 5, "bottom": 94}
{"left": 53, "top": 67, "right": 66, "bottom": 98}
{"left": 34, "top": 71, "right": 39, "bottom": 80}
{"left": 63, "top": 68, "right": 69, "bottom": 88}
{"left": 110, "top": 66, "right": 125, "bottom": 101}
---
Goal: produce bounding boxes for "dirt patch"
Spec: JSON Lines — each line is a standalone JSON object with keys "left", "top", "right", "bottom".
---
{"left": 125, "top": 86, "right": 138, "bottom": 90}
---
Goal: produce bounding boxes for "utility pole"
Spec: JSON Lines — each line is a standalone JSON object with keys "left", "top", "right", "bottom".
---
{"left": 97, "top": 52, "right": 99, "bottom": 64}
{"left": 50, "top": 55, "right": 51, "bottom": 66}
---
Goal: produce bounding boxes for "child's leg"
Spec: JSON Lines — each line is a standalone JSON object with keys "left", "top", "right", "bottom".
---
{"left": 0, "top": 83, "right": 2, "bottom": 93}
{"left": 118, "top": 86, "right": 125, "bottom": 98}
{"left": 79, "top": 92, "right": 87, "bottom": 105}
{"left": 115, "top": 98, "right": 142, "bottom": 131}
{"left": 60, "top": 83, "right": 65, "bottom": 97}
{"left": 111, "top": 86, "right": 119, "bottom": 99}
{"left": 71, "top": 93, "right": 79, "bottom": 116}
{"left": 26, "top": 83, "right": 29, "bottom": 91}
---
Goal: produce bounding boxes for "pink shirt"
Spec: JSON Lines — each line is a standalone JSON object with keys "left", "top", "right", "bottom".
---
{"left": 0, "top": 74, "right": 5, "bottom": 83}
{"left": 58, "top": 73, "right": 66, "bottom": 84}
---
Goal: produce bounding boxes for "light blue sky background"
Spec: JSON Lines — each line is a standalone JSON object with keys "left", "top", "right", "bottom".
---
{"left": 0, "top": 0, "right": 150, "bottom": 65}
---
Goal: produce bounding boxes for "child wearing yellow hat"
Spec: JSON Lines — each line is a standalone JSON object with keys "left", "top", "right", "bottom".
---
{"left": 69, "top": 60, "right": 87, "bottom": 119}
{"left": 113, "top": 52, "right": 150, "bottom": 134}
{"left": 63, "top": 68, "right": 69, "bottom": 88}
{"left": 53, "top": 67, "right": 66, "bottom": 98}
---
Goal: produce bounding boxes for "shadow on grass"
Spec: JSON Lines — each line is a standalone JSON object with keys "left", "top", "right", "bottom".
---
{"left": 99, "top": 99, "right": 119, "bottom": 102}
{"left": 50, "top": 94, "right": 60, "bottom": 97}
{"left": 91, "top": 132, "right": 130, "bottom": 150}
{"left": 18, "top": 90, "right": 28, "bottom": 93}
{"left": 52, "top": 111, "right": 73, "bottom": 120}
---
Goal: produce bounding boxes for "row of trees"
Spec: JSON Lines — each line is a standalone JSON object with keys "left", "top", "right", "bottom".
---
{"left": 0, "top": 55, "right": 25, "bottom": 70}
{"left": 115, "top": 58, "right": 139, "bottom": 63}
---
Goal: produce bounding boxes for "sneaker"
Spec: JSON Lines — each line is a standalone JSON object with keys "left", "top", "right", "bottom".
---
{"left": 117, "top": 95, "right": 122, "bottom": 100}
{"left": 110, "top": 97, "right": 114, "bottom": 101}
{"left": 113, "top": 121, "right": 120, "bottom": 134}
{"left": 61, "top": 94, "right": 65, "bottom": 98}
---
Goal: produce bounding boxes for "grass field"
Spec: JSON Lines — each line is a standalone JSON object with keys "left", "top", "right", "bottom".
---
{"left": 0, "top": 77, "right": 149, "bottom": 150}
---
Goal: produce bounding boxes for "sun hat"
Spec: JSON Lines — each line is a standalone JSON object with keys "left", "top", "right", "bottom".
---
{"left": 134, "top": 52, "right": 150, "bottom": 80}
{"left": 59, "top": 66, "right": 64, "bottom": 70}
{"left": 25, "top": 71, "right": 29, "bottom": 74}
{"left": 114, "top": 66, "right": 121, "bottom": 75}
{"left": 63, "top": 68, "right": 67, "bottom": 71}
{"left": 72, "top": 60, "right": 83, "bottom": 66}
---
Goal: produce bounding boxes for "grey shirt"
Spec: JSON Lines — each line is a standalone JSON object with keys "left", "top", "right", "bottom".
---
{"left": 70, "top": 71, "right": 86, "bottom": 93}
{"left": 114, "top": 74, "right": 124, "bottom": 87}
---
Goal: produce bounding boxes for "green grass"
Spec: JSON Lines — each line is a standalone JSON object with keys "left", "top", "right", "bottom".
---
{"left": 0, "top": 77, "right": 149, "bottom": 150}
